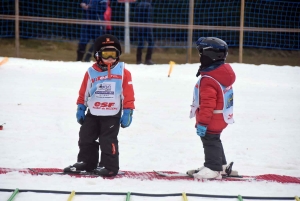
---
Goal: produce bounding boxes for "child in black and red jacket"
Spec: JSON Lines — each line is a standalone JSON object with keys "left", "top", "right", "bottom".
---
{"left": 65, "top": 34, "right": 135, "bottom": 177}
{"left": 188, "top": 37, "right": 237, "bottom": 179}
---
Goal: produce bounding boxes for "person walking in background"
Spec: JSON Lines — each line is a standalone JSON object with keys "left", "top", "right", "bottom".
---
{"left": 187, "top": 37, "right": 238, "bottom": 179}
{"left": 77, "top": 0, "right": 108, "bottom": 62}
{"left": 134, "top": 0, "right": 155, "bottom": 65}
{"left": 66, "top": 34, "right": 135, "bottom": 177}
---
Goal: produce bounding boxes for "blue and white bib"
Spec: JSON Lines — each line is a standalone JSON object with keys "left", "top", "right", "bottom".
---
{"left": 189, "top": 75, "right": 234, "bottom": 124}
{"left": 87, "top": 62, "right": 124, "bottom": 116}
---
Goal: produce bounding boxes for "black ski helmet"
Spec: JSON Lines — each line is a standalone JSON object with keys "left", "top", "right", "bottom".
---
{"left": 94, "top": 34, "right": 122, "bottom": 58}
{"left": 196, "top": 37, "right": 228, "bottom": 61}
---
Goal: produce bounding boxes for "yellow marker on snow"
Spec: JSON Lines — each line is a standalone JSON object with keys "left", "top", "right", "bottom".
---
{"left": 168, "top": 61, "right": 175, "bottom": 77}
{"left": 182, "top": 192, "right": 188, "bottom": 201}
{"left": 67, "top": 191, "right": 75, "bottom": 201}
{"left": 0, "top": 57, "right": 9, "bottom": 66}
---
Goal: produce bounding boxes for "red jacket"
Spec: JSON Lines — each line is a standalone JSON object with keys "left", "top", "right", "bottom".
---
{"left": 104, "top": 0, "right": 112, "bottom": 30}
{"left": 77, "top": 63, "right": 135, "bottom": 110}
{"left": 196, "top": 63, "right": 236, "bottom": 134}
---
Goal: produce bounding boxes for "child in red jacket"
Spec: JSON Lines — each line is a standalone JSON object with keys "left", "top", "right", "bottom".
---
{"left": 188, "top": 37, "right": 237, "bottom": 179}
{"left": 64, "top": 34, "right": 135, "bottom": 177}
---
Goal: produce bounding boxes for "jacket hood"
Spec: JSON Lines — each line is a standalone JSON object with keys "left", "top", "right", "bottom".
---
{"left": 200, "top": 62, "right": 236, "bottom": 87}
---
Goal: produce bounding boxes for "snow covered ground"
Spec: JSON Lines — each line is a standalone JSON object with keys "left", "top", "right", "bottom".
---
{"left": 0, "top": 58, "right": 299, "bottom": 200}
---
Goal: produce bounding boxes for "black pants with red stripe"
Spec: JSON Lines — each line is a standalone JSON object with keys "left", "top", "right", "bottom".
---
{"left": 77, "top": 110, "right": 121, "bottom": 172}
{"left": 201, "top": 133, "right": 227, "bottom": 171}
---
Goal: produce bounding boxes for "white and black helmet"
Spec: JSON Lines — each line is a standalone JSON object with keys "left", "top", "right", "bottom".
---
{"left": 196, "top": 37, "right": 228, "bottom": 61}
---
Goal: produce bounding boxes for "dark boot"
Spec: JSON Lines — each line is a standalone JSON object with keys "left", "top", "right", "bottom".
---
{"left": 145, "top": 46, "right": 154, "bottom": 65}
{"left": 145, "top": 59, "right": 155, "bottom": 65}
{"left": 136, "top": 47, "right": 143, "bottom": 64}
{"left": 93, "top": 168, "right": 118, "bottom": 177}
{"left": 64, "top": 161, "right": 87, "bottom": 173}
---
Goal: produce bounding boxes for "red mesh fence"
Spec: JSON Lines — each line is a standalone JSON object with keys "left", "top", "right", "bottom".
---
{"left": 1, "top": 168, "right": 299, "bottom": 184}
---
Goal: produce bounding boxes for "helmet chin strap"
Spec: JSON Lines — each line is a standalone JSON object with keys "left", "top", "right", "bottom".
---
{"left": 196, "top": 66, "right": 201, "bottom": 77}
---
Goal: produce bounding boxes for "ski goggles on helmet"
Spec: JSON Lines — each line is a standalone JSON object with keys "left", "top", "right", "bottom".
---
{"left": 98, "top": 48, "right": 120, "bottom": 60}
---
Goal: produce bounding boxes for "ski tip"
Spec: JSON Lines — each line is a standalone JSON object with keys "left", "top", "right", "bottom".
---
{"left": 118, "top": 171, "right": 125, "bottom": 175}
{"left": 153, "top": 170, "right": 166, "bottom": 177}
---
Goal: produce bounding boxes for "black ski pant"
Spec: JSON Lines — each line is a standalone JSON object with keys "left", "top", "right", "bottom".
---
{"left": 201, "top": 133, "right": 227, "bottom": 171}
{"left": 77, "top": 43, "right": 94, "bottom": 62}
{"left": 136, "top": 28, "right": 154, "bottom": 63}
{"left": 77, "top": 112, "right": 120, "bottom": 172}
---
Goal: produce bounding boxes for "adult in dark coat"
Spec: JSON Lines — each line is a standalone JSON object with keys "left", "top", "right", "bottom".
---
{"left": 135, "top": 0, "right": 155, "bottom": 65}
{"left": 77, "top": 0, "right": 107, "bottom": 62}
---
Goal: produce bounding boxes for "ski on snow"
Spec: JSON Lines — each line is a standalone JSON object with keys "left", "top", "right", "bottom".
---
{"left": 153, "top": 162, "right": 256, "bottom": 181}
{"left": 153, "top": 170, "right": 255, "bottom": 181}
{"left": 28, "top": 168, "right": 125, "bottom": 177}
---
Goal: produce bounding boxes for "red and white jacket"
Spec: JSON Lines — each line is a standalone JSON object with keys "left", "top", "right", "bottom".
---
{"left": 196, "top": 63, "right": 236, "bottom": 134}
